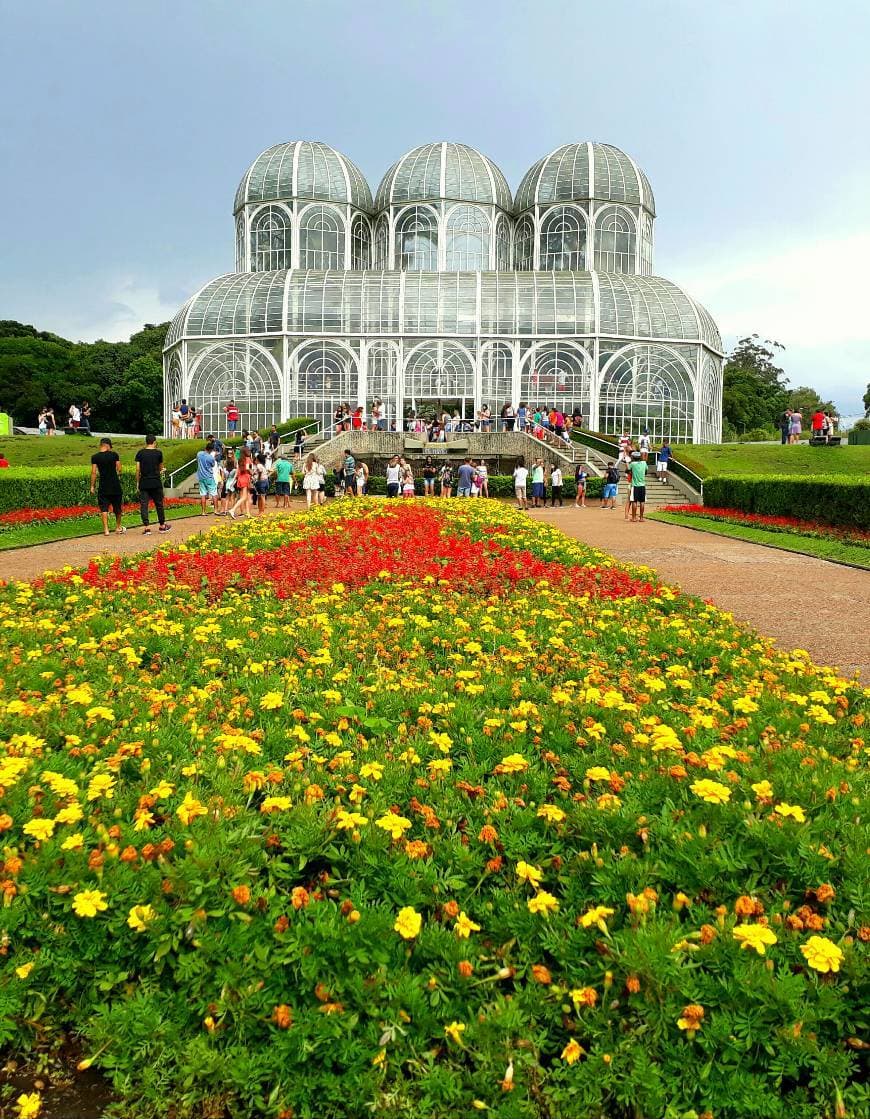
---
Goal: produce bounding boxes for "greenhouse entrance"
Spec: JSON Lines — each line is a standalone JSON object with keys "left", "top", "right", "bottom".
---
{"left": 404, "top": 398, "right": 475, "bottom": 431}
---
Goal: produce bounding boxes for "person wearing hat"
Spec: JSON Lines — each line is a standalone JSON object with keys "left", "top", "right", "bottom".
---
{"left": 628, "top": 450, "right": 648, "bottom": 523}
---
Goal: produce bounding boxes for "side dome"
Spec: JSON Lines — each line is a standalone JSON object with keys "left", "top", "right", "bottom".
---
{"left": 515, "top": 142, "right": 655, "bottom": 215}
{"left": 375, "top": 142, "right": 512, "bottom": 211}
{"left": 234, "top": 141, "right": 373, "bottom": 213}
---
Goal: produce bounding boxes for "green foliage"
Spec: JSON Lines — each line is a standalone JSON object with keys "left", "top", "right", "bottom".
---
{"left": 863, "top": 382, "right": 869, "bottom": 417}
{"left": 703, "top": 474, "right": 870, "bottom": 529}
{"left": 722, "top": 335, "right": 789, "bottom": 433}
{"left": 787, "top": 385, "right": 837, "bottom": 418}
{"left": 0, "top": 466, "right": 139, "bottom": 513}
{"left": 0, "top": 320, "right": 169, "bottom": 436}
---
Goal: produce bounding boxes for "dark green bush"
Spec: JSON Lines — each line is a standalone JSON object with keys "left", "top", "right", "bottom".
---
{"left": 704, "top": 474, "right": 870, "bottom": 529}
{"left": 0, "top": 466, "right": 139, "bottom": 513}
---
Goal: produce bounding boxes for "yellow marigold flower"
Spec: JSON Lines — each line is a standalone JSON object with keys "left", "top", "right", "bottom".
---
{"left": 561, "top": 1039, "right": 584, "bottom": 1064}
{"left": 85, "top": 705, "right": 115, "bottom": 722}
{"left": 394, "top": 906, "right": 422, "bottom": 939}
{"left": 260, "top": 796, "right": 292, "bottom": 814}
{"left": 751, "top": 780, "right": 773, "bottom": 799}
{"left": 428, "top": 758, "right": 453, "bottom": 776}
{"left": 570, "top": 986, "right": 598, "bottom": 1009}
{"left": 733, "top": 923, "right": 778, "bottom": 955}
{"left": 497, "top": 753, "right": 529, "bottom": 774}
{"left": 690, "top": 779, "right": 731, "bottom": 805}
{"left": 516, "top": 860, "right": 543, "bottom": 887}
{"left": 335, "top": 809, "right": 368, "bottom": 830}
{"left": 61, "top": 832, "right": 84, "bottom": 851}
{"left": 454, "top": 911, "right": 481, "bottom": 939}
{"left": 444, "top": 1021, "right": 466, "bottom": 1044}
{"left": 429, "top": 731, "right": 453, "bottom": 752}
{"left": 54, "top": 802, "right": 83, "bottom": 825}
{"left": 579, "top": 905, "right": 615, "bottom": 932}
{"left": 127, "top": 904, "right": 157, "bottom": 932}
{"left": 677, "top": 1004, "right": 705, "bottom": 1034}
{"left": 376, "top": 812, "right": 412, "bottom": 840}
{"left": 133, "top": 810, "right": 155, "bottom": 832}
{"left": 65, "top": 684, "right": 93, "bottom": 705}
{"left": 537, "top": 804, "right": 566, "bottom": 823}
{"left": 359, "top": 761, "right": 384, "bottom": 781}
{"left": 22, "top": 818, "right": 55, "bottom": 842}
{"left": 801, "top": 935, "right": 844, "bottom": 974}
{"left": 259, "top": 691, "right": 284, "bottom": 710}
{"left": 15, "top": 962, "right": 34, "bottom": 979}
{"left": 176, "top": 792, "right": 207, "bottom": 826}
{"left": 585, "top": 766, "right": 611, "bottom": 781}
{"left": 732, "top": 696, "right": 759, "bottom": 713}
{"left": 527, "top": 890, "right": 559, "bottom": 916}
{"left": 86, "top": 773, "right": 116, "bottom": 801}
{"left": 72, "top": 889, "right": 108, "bottom": 918}
{"left": 774, "top": 802, "right": 806, "bottom": 823}
{"left": 149, "top": 781, "right": 175, "bottom": 799}
{"left": 41, "top": 771, "right": 78, "bottom": 798}
{"left": 15, "top": 1092, "right": 42, "bottom": 1119}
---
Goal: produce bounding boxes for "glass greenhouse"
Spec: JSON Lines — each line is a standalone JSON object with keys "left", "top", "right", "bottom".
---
{"left": 165, "top": 140, "right": 723, "bottom": 442}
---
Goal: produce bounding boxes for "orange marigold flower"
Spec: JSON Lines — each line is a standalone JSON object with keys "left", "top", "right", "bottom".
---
{"left": 291, "top": 887, "right": 310, "bottom": 909}
{"left": 485, "top": 856, "right": 503, "bottom": 873}
{"left": 443, "top": 900, "right": 460, "bottom": 919}
{"left": 699, "top": 923, "right": 717, "bottom": 944}
{"left": 404, "top": 839, "right": 431, "bottom": 859}
{"left": 815, "top": 883, "right": 836, "bottom": 904}
{"left": 457, "top": 960, "right": 474, "bottom": 978}
{"left": 0, "top": 814, "right": 14, "bottom": 832}
{"left": 531, "top": 964, "right": 552, "bottom": 985}
{"left": 626, "top": 975, "right": 641, "bottom": 994}
{"left": 570, "top": 986, "right": 598, "bottom": 1009}
{"left": 735, "top": 895, "right": 764, "bottom": 918}
{"left": 478, "top": 824, "right": 499, "bottom": 844}
{"left": 272, "top": 1004, "right": 293, "bottom": 1029}
{"left": 231, "top": 885, "right": 251, "bottom": 906}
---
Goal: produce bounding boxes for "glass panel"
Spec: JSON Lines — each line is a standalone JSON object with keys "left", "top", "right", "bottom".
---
{"left": 250, "top": 205, "right": 291, "bottom": 272}
{"left": 521, "top": 341, "right": 591, "bottom": 419}
{"left": 594, "top": 206, "right": 636, "bottom": 273}
{"left": 300, "top": 205, "right": 345, "bottom": 269}
{"left": 187, "top": 342, "right": 281, "bottom": 435}
{"left": 445, "top": 205, "right": 490, "bottom": 270}
{"left": 514, "top": 216, "right": 534, "bottom": 271}
{"left": 540, "top": 205, "right": 586, "bottom": 270}
{"left": 396, "top": 206, "right": 438, "bottom": 271}
{"left": 351, "top": 216, "right": 370, "bottom": 270}
{"left": 598, "top": 343, "right": 695, "bottom": 441}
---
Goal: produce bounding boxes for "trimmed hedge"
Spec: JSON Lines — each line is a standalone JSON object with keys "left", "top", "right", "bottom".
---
{"left": 0, "top": 466, "right": 140, "bottom": 514}
{"left": 703, "top": 474, "right": 870, "bottom": 529}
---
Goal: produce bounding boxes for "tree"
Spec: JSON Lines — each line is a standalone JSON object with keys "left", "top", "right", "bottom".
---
{"left": 722, "top": 335, "right": 789, "bottom": 432}
{"left": 864, "top": 382, "right": 870, "bottom": 417}
{"left": 787, "top": 386, "right": 837, "bottom": 419}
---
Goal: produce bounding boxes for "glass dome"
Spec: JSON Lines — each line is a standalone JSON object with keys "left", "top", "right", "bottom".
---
{"left": 234, "top": 141, "right": 373, "bottom": 214}
{"left": 375, "top": 142, "right": 512, "bottom": 212}
{"left": 515, "top": 142, "right": 655, "bottom": 215}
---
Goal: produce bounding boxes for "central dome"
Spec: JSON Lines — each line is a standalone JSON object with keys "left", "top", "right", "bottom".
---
{"left": 375, "top": 142, "right": 512, "bottom": 211}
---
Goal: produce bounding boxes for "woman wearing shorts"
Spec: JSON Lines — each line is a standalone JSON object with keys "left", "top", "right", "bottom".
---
{"left": 228, "top": 450, "right": 253, "bottom": 519}
{"left": 574, "top": 464, "right": 588, "bottom": 508}
{"left": 439, "top": 463, "right": 453, "bottom": 498}
{"left": 422, "top": 456, "right": 437, "bottom": 496}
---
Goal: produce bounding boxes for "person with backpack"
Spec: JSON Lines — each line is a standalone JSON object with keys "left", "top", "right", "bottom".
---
{"left": 135, "top": 434, "right": 170, "bottom": 535}
{"left": 438, "top": 462, "right": 453, "bottom": 498}
{"left": 601, "top": 461, "right": 619, "bottom": 511}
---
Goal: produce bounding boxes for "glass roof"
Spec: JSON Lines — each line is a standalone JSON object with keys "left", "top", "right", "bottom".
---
{"left": 234, "top": 141, "right": 373, "bottom": 213}
{"left": 167, "top": 270, "right": 720, "bottom": 350}
{"left": 375, "top": 143, "right": 513, "bottom": 211}
{"left": 515, "top": 143, "right": 656, "bottom": 215}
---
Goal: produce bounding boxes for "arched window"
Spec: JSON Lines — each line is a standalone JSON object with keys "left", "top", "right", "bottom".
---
{"left": 699, "top": 358, "right": 722, "bottom": 444}
{"left": 188, "top": 342, "right": 281, "bottom": 434}
{"left": 235, "top": 214, "right": 246, "bottom": 271}
{"left": 540, "top": 206, "right": 586, "bottom": 271}
{"left": 481, "top": 342, "right": 513, "bottom": 406}
{"left": 403, "top": 341, "right": 474, "bottom": 401}
{"left": 514, "top": 216, "right": 534, "bottom": 271}
{"left": 446, "top": 206, "right": 490, "bottom": 271}
{"left": 598, "top": 344, "right": 694, "bottom": 441}
{"left": 300, "top": 206, "right": 345, "bottom": 269}
{"left": 351, "top": 216, "right": 370, "bottom": 270}
{"left": 396, "top": 207, "right": 438, "bottom": 271}
{"left": 595, "top": 207, "right": 636, "bottom": 273}
{"left": 521, "top": 342, "right": 591, "bottom": 416}
{"left": 372, "top": 215, "right": 389, "bottom": 269}
{"left": 250, "top": 206, "right": 291, "bottom": 272}
{"left": 495, "top": 216, "right": 512, "bottom": 270}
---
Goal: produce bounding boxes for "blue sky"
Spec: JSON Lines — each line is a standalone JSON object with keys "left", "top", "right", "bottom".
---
{"left": 1, "top": 0, "right": 868, "bottom": 413}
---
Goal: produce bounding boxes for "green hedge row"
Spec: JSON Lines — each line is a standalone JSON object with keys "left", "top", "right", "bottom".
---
{"left": 703, "top": 474, "right": 870, "bottom": 529}
{"left": 0, "top": 466, "right": 140, "bottom": 513}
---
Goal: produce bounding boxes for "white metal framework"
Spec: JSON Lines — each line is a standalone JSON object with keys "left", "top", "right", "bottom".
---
{"left": 167, "top": 139, "right": 722, "bottom": 441}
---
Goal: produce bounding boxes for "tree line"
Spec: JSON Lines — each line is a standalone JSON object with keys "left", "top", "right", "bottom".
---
{"left": 0, "top": 320, "right": 166, "bottom": 434}
{"left": 0, "top": 320, "right": 851, "bottom": 439}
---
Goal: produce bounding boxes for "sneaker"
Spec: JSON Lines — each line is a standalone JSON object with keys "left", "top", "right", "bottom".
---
{"left": 143, "top": 528, "right": 152, "bottom": 535}
{"left": 158, "top": 524, "right": 171, "bottom": 533}
{"left": 228, "top": 510, "right": 235, "bottom": 520}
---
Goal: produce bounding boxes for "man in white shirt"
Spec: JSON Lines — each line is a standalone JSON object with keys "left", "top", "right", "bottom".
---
{"left": 513, "top": 460, "right": 529, "bottom": 510}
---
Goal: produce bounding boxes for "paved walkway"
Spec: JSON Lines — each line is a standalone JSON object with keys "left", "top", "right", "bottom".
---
{"left": 529, "top": 506, "right": 869, "bottom": 681}
{"left": 1, "top": 503, "right": 866, "bottom": 681}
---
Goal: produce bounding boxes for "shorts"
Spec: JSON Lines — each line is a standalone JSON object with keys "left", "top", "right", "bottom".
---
{"left": 255, "top": 480, "right": 269, "bottom": 495}
{"left": 387, "top": 483, "right": 400, "bottom": 498}
{"left": 531, "top": 481, "right": 545, "bottom": 499}
{"left": 632, "top": 485, "right": 646, "bottom": 503}
{"left": 275, "top": 481, "right": 291, "bottom": 496}
{"left": 603, "top": 483, "right": 617, "bottom": 499}
{"left": 198, "top": 478, "right": 218, "bottom": 497}
{"left": 457, "top": 485, "right": 472, "bottom": 497}
{"left": 227, "top": 421, "right": 238, "bottom": 432}
{"left": 658, "top": 461, "right": 669, "bottom": 472}
{"left": 97, "top": 492, "right": 123, "bottom": 515}
{"left": 515, "top": 486, "right": 526, "bottom": 499}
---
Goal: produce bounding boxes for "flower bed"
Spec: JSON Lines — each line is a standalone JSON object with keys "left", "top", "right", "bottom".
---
{"left": 0, "top": 502, "right": 867, "bottom": 1119}
{"left": 660, "top": 505, "right": 870, "bottom": 548}
{"left": 0, "top": 498, "right": 194, "bottom": 530}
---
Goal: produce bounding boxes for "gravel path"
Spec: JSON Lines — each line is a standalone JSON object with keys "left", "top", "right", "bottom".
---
{"left": 529, "top": 506, "right": 869, "bottom": 681}
{"left": 1, "top": 502, "right": 866, "bottom": 681}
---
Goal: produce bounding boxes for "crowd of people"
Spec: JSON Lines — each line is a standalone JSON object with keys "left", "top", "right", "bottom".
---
{"left": 779, "top": 408, "right": 839, "bottom": 445}
{"left": 36, "top": 402, "right": 92, "bottom": 435}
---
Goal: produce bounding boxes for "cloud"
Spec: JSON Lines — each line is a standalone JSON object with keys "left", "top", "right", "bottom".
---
{"left": 57, "top": 277, "right": 184, "bottom": 343}
{"left": 667, "top": 232, "right": 870, "bottom": 412}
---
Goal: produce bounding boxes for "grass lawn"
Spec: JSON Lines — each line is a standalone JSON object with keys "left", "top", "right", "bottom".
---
{"left": 674, "top": 442, "right": 869, "bottom": 479}
{"left": 650, "top": 509, "right": 870, "bottom": 568}
{"left": 0, "top": 503, "right": 204, "bottom": 552}
{"left": 0, "top": 433, "right": 203, "bottom": 473}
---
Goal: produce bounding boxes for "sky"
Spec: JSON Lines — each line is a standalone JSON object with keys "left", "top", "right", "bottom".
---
{"left": 1, "top": 0, "right": 868, "bottom": 414}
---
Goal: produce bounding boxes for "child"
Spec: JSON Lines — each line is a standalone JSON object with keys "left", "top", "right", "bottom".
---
{"left": 574, "top": 464, "right": 587, "bottom": 508}
{"left": 402, "top": 466, "right": 415, "bottom": 498}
